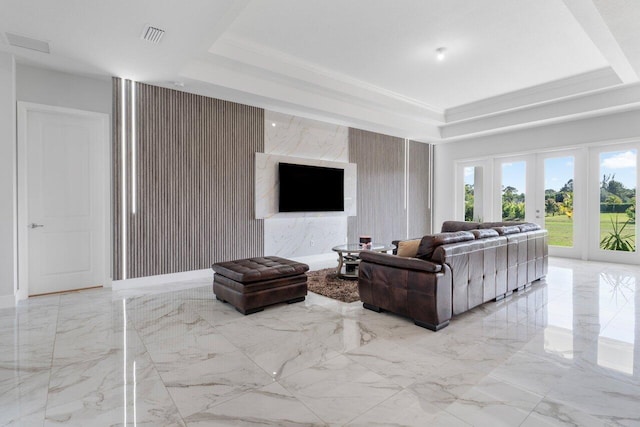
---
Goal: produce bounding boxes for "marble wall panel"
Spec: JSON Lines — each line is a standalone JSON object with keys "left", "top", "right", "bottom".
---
{"left": 265, "top": 111, "right": 348, "bottom": 161}
{"left": 264, "top": 216, "right": 348, "bottom": 258}
{"left": 261, "top": 111, "right": 352, "bottom": 258}
{"left": 255, "top": 153, "right": 356, "bottom": 219}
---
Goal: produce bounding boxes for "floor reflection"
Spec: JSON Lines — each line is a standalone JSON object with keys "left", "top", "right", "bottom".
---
{"left": 2, "top": 259, "right": 640, "bottom": 425}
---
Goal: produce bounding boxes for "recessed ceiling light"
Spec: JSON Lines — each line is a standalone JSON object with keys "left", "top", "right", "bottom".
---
{"left": 271, "top": 123, "right": 276, "bottom": 127}
{"left": 436, "top": 47, "right": 446, "bottom": 61}
{"left": 173, "top": 81, "right": 184, "bottom": 87}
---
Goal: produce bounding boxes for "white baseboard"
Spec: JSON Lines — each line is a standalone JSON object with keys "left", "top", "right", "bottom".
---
{"left": 290, "top": 253, "right": 337, "bottom": 271}
{"left": 112, "top": 268, "right": 213, "bottom": 290}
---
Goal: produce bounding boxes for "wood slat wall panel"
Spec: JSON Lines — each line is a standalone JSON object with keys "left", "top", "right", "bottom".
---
{"left": 347, "top": 128, "right": 406, "bottom": 245}
{"left": 408, "top": 140, "right": 432, "bottom": 237}
{"left": 112, "top": 80, "right": 264, "bottom": 280}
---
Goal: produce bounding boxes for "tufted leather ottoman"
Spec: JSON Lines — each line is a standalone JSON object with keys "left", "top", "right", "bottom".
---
{"left": 211, "top": 256, "right": 309, "bottom": 314}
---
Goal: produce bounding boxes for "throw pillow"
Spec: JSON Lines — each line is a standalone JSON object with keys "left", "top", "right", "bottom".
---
{"left": 396, "top": 239, "right": 421, "bottom": 257}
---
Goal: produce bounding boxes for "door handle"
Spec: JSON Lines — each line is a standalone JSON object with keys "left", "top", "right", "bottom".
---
{"left": 29, "top": 223, "right": 44, "bottom": 229}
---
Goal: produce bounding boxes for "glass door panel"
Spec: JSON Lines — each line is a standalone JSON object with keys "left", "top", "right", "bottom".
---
{"left": 464, "top": 166, "right": 474, "bottom": 221}
{"left": 599, "top": 149, "right": 636, "bottom": 252}
{"left": 501, "top": 161, "right": 526, "bottom": 221}
{"left": 544, "top": 156, "right": 574, "bottom": 247}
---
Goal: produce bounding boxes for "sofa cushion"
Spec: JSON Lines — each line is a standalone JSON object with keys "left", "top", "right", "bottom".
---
{"left": 212, "top": 256, "right": 309, "bottom": 283}
{"left": 471, "top": 229, "right": 499, "bottom": 239}
{"left": 416, "top": 231, "right": 475, "bottom": 260}
{"left": 441, "top": 221, "right": 480, "bottom": 232}
{"left": 396, "top": 239, "right": 421, "bottom": 257}
{"left": 518, "top": 223, "right": 541, "bottom": 232}
{"left": 493, "top": 225, "right": 521, "bottom": 235}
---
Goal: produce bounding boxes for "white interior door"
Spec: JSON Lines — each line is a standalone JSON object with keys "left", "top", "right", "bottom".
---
{"left": 19, "top": 104, "right": 108, "bottom": 296}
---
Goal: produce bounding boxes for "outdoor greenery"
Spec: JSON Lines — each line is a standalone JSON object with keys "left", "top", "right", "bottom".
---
{"left": 469, "top": 173, "right": 636, "bottom": 251}
{"left": 543, "top": 175, "right": 636, "bottom": 251}
{"left": 502, "top": 185, "right": 525, "bottom": 220}
{"left": 600, "top": 215, "right": 635, "bottom": 251}
{"left": 544, "top": 179, "right": 574, "bottom": 219}
{"left": 599, "top": 174, "right": 636, "bottom": 251}
{"left": 464, "top": 183, "right": 474, "bottom": 221}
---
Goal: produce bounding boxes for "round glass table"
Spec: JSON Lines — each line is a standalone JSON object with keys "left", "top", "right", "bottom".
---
{"left": 331, "top": 243, "right": 395, "bottom": 279}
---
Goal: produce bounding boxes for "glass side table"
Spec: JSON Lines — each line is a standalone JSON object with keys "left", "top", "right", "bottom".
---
{"left": 331, "top": 243, "right": 395, "bottom": 279}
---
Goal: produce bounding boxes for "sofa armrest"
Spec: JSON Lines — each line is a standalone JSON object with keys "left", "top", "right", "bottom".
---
{"left": 359, "top": 251, "right": 442, "bottom": 273}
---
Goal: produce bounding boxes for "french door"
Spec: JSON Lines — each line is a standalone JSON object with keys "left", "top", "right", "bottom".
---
{"left": 494, "top": 149, "right": 583, "bottom": 258}
{"left": 460, "top": 143, "right": 639, "bottom": 263}
{"left": 588, "top": 144, "right": 638, "bottom": 263}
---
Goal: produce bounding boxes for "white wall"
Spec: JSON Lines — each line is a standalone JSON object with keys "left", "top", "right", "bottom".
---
{"left": 0, "top": 53, "right": 16, "bottom": 308}
{"left": 433, "top": 110, "right": 640, "bottom": 229}
{"left": 262, "top": 111, "right": 351, "bottom": 258}
{"left": 16, "top": 64, "right": 111, "bottom": 114}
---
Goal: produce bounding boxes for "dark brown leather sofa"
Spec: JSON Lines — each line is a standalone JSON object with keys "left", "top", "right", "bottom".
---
{"left": 358, "top": 221, "right": 548, "bottom": 331}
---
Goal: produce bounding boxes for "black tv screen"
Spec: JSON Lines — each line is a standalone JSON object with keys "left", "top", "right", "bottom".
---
{"left": 278, "top": 163, "right": 344, "bottom": 212}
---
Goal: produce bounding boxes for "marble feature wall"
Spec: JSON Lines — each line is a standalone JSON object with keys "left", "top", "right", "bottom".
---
{"left": 261, "top": 111, "right": 352, "bottom": 258}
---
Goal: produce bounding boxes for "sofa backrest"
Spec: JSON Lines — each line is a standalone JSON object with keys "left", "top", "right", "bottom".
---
{"left": 430, "top": 234, "right": 508, "bottom": 315}
{"left": 441, "top": 220, "right": 533, "bottom": 233}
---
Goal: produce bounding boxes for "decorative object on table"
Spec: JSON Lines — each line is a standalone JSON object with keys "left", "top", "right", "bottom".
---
{"left": 359, "top": 235, "right": 372, "bottom": 249}
{"left": 306, "top": 268, "right": 360, "bottom": 303}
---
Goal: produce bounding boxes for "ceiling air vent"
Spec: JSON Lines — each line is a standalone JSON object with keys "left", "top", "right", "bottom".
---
{"left": 141, "top": 25, "right": 165, "bottom": 44}
{"left": 5, "top": 32, "right": 50, "bottom": 53}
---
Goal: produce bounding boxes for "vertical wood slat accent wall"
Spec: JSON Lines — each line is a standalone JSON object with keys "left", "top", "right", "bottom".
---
{"left": 112, "top": 79, "right": 264, "bottom": 280}
{"left": 348, "top": 128, "right": 406, "bottom": 244}
{"left": 408, "top": 140, "right": 432, "bottom": 237}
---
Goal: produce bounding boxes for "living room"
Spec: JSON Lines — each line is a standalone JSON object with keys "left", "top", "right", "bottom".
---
{"left": 1, "top": 1, "right": 640, "bottom": 425}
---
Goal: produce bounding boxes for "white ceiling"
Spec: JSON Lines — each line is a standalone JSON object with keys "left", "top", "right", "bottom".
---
{"left": 1, "top": 0, "right": 639, "bottom": 140}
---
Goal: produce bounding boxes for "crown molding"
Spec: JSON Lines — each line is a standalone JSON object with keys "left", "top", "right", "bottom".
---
{"left": 180, "top": 57, "right": 442, "bottom": 140}
{"left": 441, "top": 82, "right": 640, "bottom": 139}
{"left": 209, "top": 35, "right": 444, "bottom": 121}
{"left": 445, "top": 67, "right": 622, "bottom": 122}
{"left": 438, "top": 98, "right": 640, "bottom": 144}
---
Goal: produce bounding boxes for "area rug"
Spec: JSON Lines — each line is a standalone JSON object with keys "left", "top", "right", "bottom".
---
{"left": 306, "top": 268, "right": 360, "bottom": 303}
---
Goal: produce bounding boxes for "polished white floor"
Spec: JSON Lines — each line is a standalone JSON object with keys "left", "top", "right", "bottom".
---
{"left": 2, "top": 257, "right": 640, "bottom": 426}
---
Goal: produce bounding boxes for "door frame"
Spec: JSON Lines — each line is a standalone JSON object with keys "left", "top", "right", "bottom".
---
{"left": 16, "top": 102, "right": 110, "bottom": 300}
{"left": 455, "top": 158, "right": 493, "bottom": 222}
{"left": 493, "top": 154, "right": 536, "bottom": 225}
{"left": 587, "top": 142, "right": 640, "bottom": 264}
{"left": 535, "top": 148, "right": 587, "bottom": 259}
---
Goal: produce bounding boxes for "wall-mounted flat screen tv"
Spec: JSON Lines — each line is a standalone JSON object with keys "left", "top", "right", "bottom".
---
{"left": 278, "top": 162, "right": 344, "bottom": 212}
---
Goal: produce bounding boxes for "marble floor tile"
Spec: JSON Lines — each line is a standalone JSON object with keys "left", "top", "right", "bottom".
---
{"left": 345, "top": 389, "right": 471, "bottom": 427}
{"left": 279, "top": 354, "right": 402, "bottom": 424}
{"left": 546, "top": 365, "right": 640, "bottom": 425}
{"left": 521, "top": 398, "right": 611, "bottom": 427}
{"left": 345, "top": 338, "right": 450, "bottom": 387}
{"left": 488, "top": 350, "right": 570, "bottom": 395}
{"left": 1, "top": 257, "right": 640, "bottom": 425}
{"left": 441, "top": 376, "right": 543, "bottom": 427}
{"left": 160, "top": 350, "right": 274, "bottom": 418}
{"left": 184, "top": 382, "right": 327, "bottom": 426}
{"left": 0, "top": 370, "right": 49, "bottom": 426}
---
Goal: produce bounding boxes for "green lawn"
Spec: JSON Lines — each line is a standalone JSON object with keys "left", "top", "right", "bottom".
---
{"left": 544, "top": 212, "right": 636, "bottom": 249}
{"left": 544, "top": 214, "right": 573, "bottom": 247}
